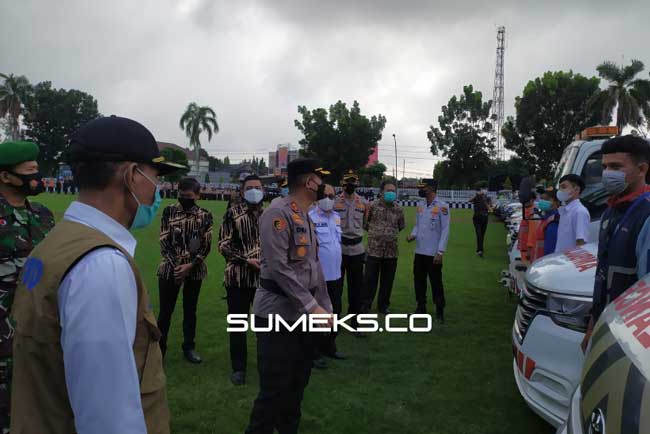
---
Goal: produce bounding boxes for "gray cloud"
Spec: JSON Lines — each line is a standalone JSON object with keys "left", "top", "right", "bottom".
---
{"left": 1, "top": 0, "right": 649, "bottom": 177}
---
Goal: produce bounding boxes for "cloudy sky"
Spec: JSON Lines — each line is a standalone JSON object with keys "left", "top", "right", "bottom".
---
{"left": 2, "top": 0, "right": 649, "bottom": 178}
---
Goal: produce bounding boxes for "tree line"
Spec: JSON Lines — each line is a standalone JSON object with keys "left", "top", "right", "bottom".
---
{"left": 429, "top": 59, "right": 650, "bottom": 190}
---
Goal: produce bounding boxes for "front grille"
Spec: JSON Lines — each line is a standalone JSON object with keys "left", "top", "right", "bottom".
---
{"left": 514, "top": 281, "right": 548, "bottom": 343}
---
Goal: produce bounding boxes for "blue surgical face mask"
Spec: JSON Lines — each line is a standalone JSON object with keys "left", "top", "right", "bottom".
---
{"left": 601, "top": 169, "right": 628, "bottom": 196}
{"left": 281, "top": 187, "right": 289, "bottom": 197}
{"left": 537, "top": 199, "right": 552, "bottom": 212}
{"left": 384, "top": 191, "right": 396, "bottom": 203}
{"left": 128, "top": 168, "right": 161, "bottom": 230}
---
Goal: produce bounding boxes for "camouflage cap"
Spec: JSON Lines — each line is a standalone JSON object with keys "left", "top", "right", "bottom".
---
{"left": 0, "top": 141, "right": 39, "bottom": 167}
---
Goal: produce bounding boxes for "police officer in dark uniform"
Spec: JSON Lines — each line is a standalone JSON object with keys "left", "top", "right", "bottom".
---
{"left": 245, "top": 159, "right": 333, "bottom": 434}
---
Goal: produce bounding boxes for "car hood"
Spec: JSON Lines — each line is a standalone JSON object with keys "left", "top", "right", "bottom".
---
{"left": 525, "top": 243, "right": 598, "bottom": 297}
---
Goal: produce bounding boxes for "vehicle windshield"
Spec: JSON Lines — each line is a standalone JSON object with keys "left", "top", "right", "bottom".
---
{"left": 553, "top": 145, "right": 580, "bottom": 186}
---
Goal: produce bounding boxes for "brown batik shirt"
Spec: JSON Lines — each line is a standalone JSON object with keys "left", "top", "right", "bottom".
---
{"left": 365, "top": 199, "right": 405, "bottom": 258}
{"left": 218, "top": 201, "right": 262, "bottom": 289}
{"left": 157, "top": 203, "right": 213, "bottom": 281}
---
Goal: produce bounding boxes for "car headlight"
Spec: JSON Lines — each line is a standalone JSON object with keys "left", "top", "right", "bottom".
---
{"left": 547, "top": 294, "right": 592, "bottom": 332}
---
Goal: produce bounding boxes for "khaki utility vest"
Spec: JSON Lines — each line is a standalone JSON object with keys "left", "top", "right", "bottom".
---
{"left": 10, "top": 220, "right": 170, "bottom": 434}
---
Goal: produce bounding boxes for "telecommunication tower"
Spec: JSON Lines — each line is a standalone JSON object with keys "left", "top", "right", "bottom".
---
{"left": 492, "top": 26, "right": 506, "bottom": 160}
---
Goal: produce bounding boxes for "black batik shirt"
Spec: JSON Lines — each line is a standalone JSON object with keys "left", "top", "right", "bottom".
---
{"left": 157, "top": 203, "right": 213, "bottom": 281}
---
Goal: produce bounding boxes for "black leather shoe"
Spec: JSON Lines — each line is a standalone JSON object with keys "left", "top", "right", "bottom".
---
{"left": 324, "top": 351, "right": 346, "bottom": 360}
{"left": 312, "top": 357, "right": 328, "bottom": 369}
{"left": 184, "top": 349, "right": 202, "bottom": 364}
{"left": 231, "top": 370, "right": 246, "bottom": 386}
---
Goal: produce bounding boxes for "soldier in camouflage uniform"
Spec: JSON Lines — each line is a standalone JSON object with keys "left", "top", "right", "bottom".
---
{"left": 0, "top": 141, "right": 54, "bottom": 432}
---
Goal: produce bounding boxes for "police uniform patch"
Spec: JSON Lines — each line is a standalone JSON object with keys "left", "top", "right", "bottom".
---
{"left": 297, "top": 246, "right": 307, "bottom": 257}
{"left": 273, "top": 218, "right": 287, "bottom": 232}
{"left": 441, "top": 206, "right": 448, "bottom": 215}
{"left": 432, "top": 206, "right": 439, "bottom": 216}
{"left": 417, "top": 206, "right": 423, "bottom": 214}
{"left": 291, "top": 213, "right": 304, "bottom": 225}
{"left": 290, "top": 202, "right": 299, "bottom": 213}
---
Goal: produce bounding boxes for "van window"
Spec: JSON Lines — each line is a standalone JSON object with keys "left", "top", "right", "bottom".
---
{"left": 580, "top": 152, "right": 608, "bottom": 220}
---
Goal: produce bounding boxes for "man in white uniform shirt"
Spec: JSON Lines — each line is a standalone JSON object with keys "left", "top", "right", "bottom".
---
{"left": 407, "top": 179, "right": 450, "bottom": 323}
{"left": 309, "top": 184, "right": 345, "bottom": 363}
{"left": 555, "top": 174, "right": 591, "bottom": 253}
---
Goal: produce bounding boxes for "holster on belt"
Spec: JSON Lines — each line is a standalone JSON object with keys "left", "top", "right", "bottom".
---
{"left": 341, "top": 236, "right": 363, "bottom": 246}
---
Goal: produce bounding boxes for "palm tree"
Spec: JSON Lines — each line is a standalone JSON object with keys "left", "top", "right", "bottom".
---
{"left": 589, "top": 59, "right": 650, "bottom": 131}
{"left": 179, "top": 103, "right": 219, "bottom": 174}
{"left": 0, "top": 73, "right": 31, "bottom": 140}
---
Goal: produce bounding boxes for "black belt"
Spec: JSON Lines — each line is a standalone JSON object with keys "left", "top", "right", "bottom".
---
{"left": 341, "top": 236, "right": 363, "bottom": 246}
{"left": 260, "top": 278, "right": 317, "bottom": 297}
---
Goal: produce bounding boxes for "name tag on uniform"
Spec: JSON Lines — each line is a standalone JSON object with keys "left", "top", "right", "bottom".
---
{"left": 315, "top": 222, "right": 328, "bottom": 228}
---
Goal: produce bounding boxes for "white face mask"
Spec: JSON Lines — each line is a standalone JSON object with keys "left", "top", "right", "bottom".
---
{"left": 244, "top": 188, "right": 264, "bottom": 204}
{"left": 318, "top": 197, "right": 335, "bottom": 212}
{"left": 556, "top": 189, "right": 572, "bottom": 204}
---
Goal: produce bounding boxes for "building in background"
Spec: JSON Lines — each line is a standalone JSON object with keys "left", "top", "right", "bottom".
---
{"left": 366, "top": 146, "right": 379, "bottom": 167}
{"left": 268, "top": 143, "right": 300, "bottom": 176}
{"left": 157, "top": 141, "right": 209, "bottom": 179}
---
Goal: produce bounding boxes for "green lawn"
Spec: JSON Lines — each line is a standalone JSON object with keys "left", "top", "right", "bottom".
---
{"left": 35, "top": 193, "right": 552, "bottom": 434}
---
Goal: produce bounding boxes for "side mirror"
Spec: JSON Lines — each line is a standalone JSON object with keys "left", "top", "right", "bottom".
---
{"left": 518, "top": 177, "right": 534, "bottom": 205}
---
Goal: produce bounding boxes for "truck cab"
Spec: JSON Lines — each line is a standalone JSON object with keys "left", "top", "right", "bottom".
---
{"left": 512, "top": 126, "right": 618, "bottom": 427}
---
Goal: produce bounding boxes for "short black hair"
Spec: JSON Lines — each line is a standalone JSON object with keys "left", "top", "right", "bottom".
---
{"left": 179, "top": 177, "right": 200, "bottom": 193}
{"left": 71, "top": 161, "right": 120, "bottom": 190}
{"left": 542, "top": 188, "right": 559, "bottom": 202}
{"left": 602, "top": 135, "right": 650, "bottom": 164}
{"left": 380, "top": 180, "right": 395, "bottom": 191}
{"left": 242, "top": 174, "right": 261, "bottom": 186}
{"left": 289, "top": 173, "right": 313, "bottom": 191}
{"left": 559, "top": 174, "right": 586, "bottom": 193}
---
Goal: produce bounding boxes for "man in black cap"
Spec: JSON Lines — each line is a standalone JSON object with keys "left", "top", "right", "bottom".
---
{"left": 245, "top": 158, "right": 333, "bottom": 434}
{"left": 407, "top": 179, "right": 450, "bottom": 322}
{"left": 468, "top": 182, "right": 492, "bottom": 257}
{"left": 11, "top": 116, "right": 183, "bottom": 434}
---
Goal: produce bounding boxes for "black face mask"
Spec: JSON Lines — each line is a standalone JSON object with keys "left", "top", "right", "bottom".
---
{"left": 10, "top": 172, "right": 44, "bottom": 196}
{"left": 418, "top": 189, "right": 427, "bottom": 198}
{"left": 345, "top": 184, "right": 356, "bottom": 195}
{"left": 178, "top": 198, "right": 196, "bottom": 210}
{"left": 308, "top": 180, "right": 326, "bottom": 201}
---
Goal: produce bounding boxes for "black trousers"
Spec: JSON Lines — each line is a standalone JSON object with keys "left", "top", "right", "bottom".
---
{"left": 157, "top": 277, "right": 202, "bottom": 355}
{"left": 246, "top": 316, "right": 314, "bottom": 434}
{"left": 413, "top": 254, "right": 445, "bottom": 310}
{"left": 226, "top": 286, "right": 256, "bottom": 372}
{"left": 319, "top": 279, "right": 343, "bottom": 356}
{"left": 341, "top": 253, "right": 365, "bottom": 315}
{"left": 473, "top": 214, "right": 489, "bottom": 253}
{"left": 364, "top": 256, "right": 398, "bottom": 311}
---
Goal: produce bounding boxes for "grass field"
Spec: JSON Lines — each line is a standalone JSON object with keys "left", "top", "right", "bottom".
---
{"left": 35, "top": 193, "right": 553, "bottom": 434}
